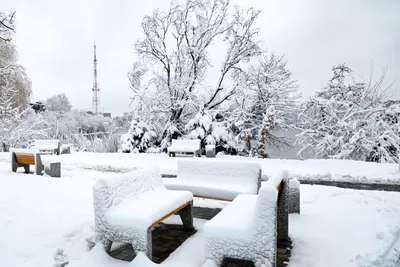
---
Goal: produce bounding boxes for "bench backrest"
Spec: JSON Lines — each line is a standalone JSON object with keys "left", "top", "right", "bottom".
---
{"left": 177, "top": 158, "right": 261, "bottom": 186}
{"left": 93, "top": 167, "right": 163, "bottom": 208}
{"left": 33, "top": 140, "right": 60, "bottom": 150}
{"left": 11, "top": 148, "right": 40, "bottom": 165}
{"left": 170, "top": 139, "right": 200, "bottom": 149}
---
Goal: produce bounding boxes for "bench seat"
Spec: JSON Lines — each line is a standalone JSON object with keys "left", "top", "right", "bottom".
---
{"left": 106, "top": 189, "right": 192, "bottom": 228}
{"left": 163, "top": 179, "right": 256, "bottom": 201}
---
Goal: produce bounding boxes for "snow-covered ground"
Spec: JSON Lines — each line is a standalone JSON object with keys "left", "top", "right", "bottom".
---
{"left": 1, "top": 153, "right": 400, "bottom": 267}
{"left": 1, "top": 152, "right": 399, "bottom": 183}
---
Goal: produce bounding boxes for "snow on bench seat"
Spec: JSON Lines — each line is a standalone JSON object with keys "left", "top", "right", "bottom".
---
{"left": 167, "top": 139, "right": 201, "bottom": 157}
{"left": 203, "top": 185, "right": 279, "bottom": 267}
{"left": 163, "top": 158, "right": 262, "bottom": 201}
{"left": 106, "top": 189, "right": 192, "bottom": 229}
{"left": 93, "top": 167, "right": 193, "bottom": 260}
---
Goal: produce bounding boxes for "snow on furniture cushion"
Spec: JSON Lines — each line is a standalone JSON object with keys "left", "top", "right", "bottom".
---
{"left": 163, "top": 158, "right": 261, "bottom": 201}
{"left": 204, "top": 185, "right": 278, "bottom": 267}
{"left": 106, "top": 189, "right": 192, "bottom": 229}
{"left": 167, "top": 139, "right": 200, "bottom": 153}
{"left": 93, "top": 167, "right": 193, "bottom": 259}
{"left": 163, "top": 180, "right": 256, "bottom": 201}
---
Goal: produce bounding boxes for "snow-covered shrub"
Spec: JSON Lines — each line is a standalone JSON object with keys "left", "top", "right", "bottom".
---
{"left": 120, "top": 119, "right": 157, "bottom": 153}
{"left": 185, "top": 109, "right": 235, "bottom": 154}
{"left": 297, "top": 64, "right": 399, "bottom": 163}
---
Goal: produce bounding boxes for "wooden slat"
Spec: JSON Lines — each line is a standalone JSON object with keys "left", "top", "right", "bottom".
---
{"left": 276, "top": 181, "right": 282, "bottom": 192}
{"left": 194, "top": 195, "right": 232, "bottom": 202}
{"left": 151, "top": 201, "right": 190, "bottom": 227}
{"left": 15, "top": 154, "right": 35, "bottom": 165}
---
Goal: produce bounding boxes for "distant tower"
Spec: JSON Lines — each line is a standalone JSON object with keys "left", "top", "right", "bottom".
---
{"left": 92, "top": 42, "right": 100, "bottom": 115}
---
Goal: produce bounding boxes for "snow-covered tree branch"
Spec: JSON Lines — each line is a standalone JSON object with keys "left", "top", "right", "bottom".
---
{"left": 296, "top": 64, "right": 399, "bottom": 163}
{"left": 128, "top": 0, "right": 262, "bottom": 150}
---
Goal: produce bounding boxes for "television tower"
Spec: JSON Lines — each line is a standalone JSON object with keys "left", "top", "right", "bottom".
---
{"left": 92, "top": 42, "right": 100, "bottom": 115}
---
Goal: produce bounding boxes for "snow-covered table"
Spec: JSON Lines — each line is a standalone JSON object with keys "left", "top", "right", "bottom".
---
{"left": 28, "top": 139, "right": 61, "bottom": 155}
{"left": 164, "top": 158, "right": 262, "bottom": 201}
{"left": 167, "top": 139, "right": 201, "bottom": 157}
{"left": 203, "top": 169, "right": 290, "bottom": 267}
{"left": 93, "top": 167, "right": 194, "bottom": 260}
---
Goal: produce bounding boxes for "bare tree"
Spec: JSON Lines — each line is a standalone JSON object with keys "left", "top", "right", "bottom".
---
{"left": 129, "top": 0, "right": 261, "bottom": 149}
{"left": 296, "top": 64, "right": 399, "bottom": 162}
{"left": 230, "top": 53, "right": 300, "bottom": 157}
{"left": 0, "top": 11, "right": 15, "bottom": 42}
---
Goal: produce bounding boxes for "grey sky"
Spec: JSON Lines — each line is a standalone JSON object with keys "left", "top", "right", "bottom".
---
{"left": 3, "top": 0, "right": 400, "bottom": 116}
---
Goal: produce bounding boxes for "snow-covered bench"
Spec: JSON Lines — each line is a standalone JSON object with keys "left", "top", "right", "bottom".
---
{"left": 28, "top": 139, "right": 61, "bottom": 155}
{"left": 167, "top": 139, "right": 201, "bottom": 157}
{"left": 93, "top": 167, "right": 194, "bottom": 260}
{"left": 163, "top": 158, "right": 262, "bottom": 201}
{"left": 203, "top": 170, "right": 290, "bottom": 267}
{"left": 11, "top": 148, "right": 61, "bottom": 177}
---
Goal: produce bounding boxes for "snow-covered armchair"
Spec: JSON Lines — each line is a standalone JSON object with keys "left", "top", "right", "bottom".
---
{"left": 93, "top": 167, "right": 193, "bottom": 260}
{"left": 203, "top": 170, "right": 290, "bottom": 267}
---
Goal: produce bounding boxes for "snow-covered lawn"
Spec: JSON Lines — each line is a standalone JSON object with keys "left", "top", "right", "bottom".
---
{"left": 1, "top": 152, "right": 399, "bottom": 183}
{"left": 0, "top": 153, "right": 400, "bottom": 267}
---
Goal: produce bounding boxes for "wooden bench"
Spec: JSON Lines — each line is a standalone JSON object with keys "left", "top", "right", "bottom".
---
{"left": 28, "top": 140, "right": 61, "bottom": 155}
{"left": 163, "top": 158, "right": 262, "bottom": 201}
{"left": 93, "top": 167, "right": 194, "bottom": 260}
{"left": 11, "top": 149, "right": 44, "bottom": 175}
{"left": 167, "top": 139, "right": 201, "bottom": 157}
{"left": 203, "top": 169, "right": 290, "bottom": 267}
{"left": 11, "top": 148, "right": 61, "bottom": 177}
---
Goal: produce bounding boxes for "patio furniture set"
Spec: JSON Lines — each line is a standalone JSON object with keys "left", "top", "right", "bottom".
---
{"left": 93, "top": 158, "right": 301, "bottom": 267}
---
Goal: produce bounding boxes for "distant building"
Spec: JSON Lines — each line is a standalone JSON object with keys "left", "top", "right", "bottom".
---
{"left": 103, "top": 112, "right": 111, "bottom": 118}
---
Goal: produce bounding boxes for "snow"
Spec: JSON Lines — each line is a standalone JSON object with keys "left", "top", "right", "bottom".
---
{"left": 265, "top": 169, "right": 289, "bottom": 188}
{"left": 106, "top": 189, "right": 192, "bottom": 229}
{"left": 93, "top": 167, "right": 193, "bottom": 253}
{"left": 289, "top": 177, "right": 301, "bottom": 189}
{"left": 10, "top": 148, "right": 40, "bottom": 155}
{"left": 163, "top": 158, "right": 261, "bottom": 200}
{"left": 167, "top": 139, "right": 201, "bottom": 153}
{"left": 203, "top": 185, "right": 278, "bottom": 267}
{"left": 1, "top": 152, "right": 400, "bottom": 267}
{"left": 30, "top": 139, "right": 60, "bottom": 150}
{"left": 1, "top": 152, "right": 397, "bottom": 184}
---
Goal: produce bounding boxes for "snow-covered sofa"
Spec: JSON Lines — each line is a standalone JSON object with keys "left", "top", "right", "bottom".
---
{"left": 163, "top": 158, "right": 262, "bottom": 201}
{"left": 167, "top": 139, "right": 201, "bottom": 157}
{"left": 28, "top": 139, "right": 61, "bottom": 155}
{"left": 203, "top": 170, "right": 290, "bottom": 267}
{"left": 93, "top": 167, "right": 194, "bottom": 260}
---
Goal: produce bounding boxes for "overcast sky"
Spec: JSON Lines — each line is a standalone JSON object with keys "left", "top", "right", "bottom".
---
{"left": 3, "top": 0, "right": 399, "bottom": 116}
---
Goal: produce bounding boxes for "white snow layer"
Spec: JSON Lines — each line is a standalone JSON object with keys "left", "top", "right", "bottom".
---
{"left": 204, "top": 185, "right": 278, "bottom": 267}
{"left": 265, "top": 168, "right": 289, "bottom": 188}
{"left": 167, "top": 139, "right": 200, "bottom": 153}
{"left": 1, "top": 156, "right": 400, "bottom": 267}
{"left": 2, "top": 152, "right": 397, "bottom": 184}
{"left": 93, "top": 167, "right": 192, "bottom": 253}
{"left": 163, "top": 158, "right": 261, "bottom": 200}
